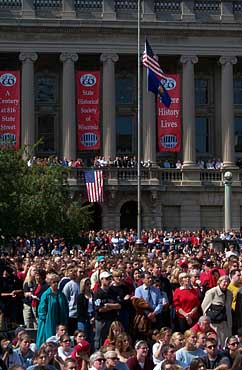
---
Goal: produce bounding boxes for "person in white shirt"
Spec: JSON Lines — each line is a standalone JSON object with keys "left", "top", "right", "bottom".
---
{"left": 58, "top": 335, "right": 73, "bottom": 361}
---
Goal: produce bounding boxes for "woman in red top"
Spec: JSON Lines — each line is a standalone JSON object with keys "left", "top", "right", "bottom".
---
{"left": 31, "top": 269, "right": 48, "bottom": 323}
{"left": 173, "top": 272, "right": 200, "bottom": 333}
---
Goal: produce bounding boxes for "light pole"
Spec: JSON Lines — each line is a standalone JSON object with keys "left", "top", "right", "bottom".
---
{"left": 135, "top": 0, "right": 143, "bottom": 251}
{"left": 224, "top": 171, "right": 233, "bottom": 232}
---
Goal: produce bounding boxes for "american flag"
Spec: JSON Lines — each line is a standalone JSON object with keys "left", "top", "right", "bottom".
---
{"left": 142, "top": 39, "right": 171, "bottom": 108}
{"left": 142, "top": 39, "right": 167, "bottom": 80}
{"left": 84, "top": 170, "right": 104, "bottom": 203}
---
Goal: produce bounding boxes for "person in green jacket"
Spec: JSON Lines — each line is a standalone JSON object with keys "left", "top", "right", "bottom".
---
{"left": 36, "top": 273, "right": 69, "bottom": 348}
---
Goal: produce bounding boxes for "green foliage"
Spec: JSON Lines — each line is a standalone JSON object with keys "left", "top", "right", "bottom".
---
{"left": 0, "top": 148, "right": 93, "bottom": 239}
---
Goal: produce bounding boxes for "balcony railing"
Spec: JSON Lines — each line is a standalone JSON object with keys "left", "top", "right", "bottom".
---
{"left": 115, "top": 0, "right": 138, "bottom": 10}
{"left": 33, "top": 0, "right": 62, "bottom": 8}
{"left": 69, "top": 167, "right": 239, "bottom": 186}
{"left": 200, "top": 169, "right": 222, "bottom": 183}
{"left": 154, "top": 0, "right": 181, "bottom": 13}
{"left": 74, "top": 0, "right": 102, "bottom": 10}
{"left": 194, "top": 0, "right": 220, "bottom": 13}
{"left": 0, "top": 0, "right": 21, "bottom": 8}
{"left": 0, "top": 0, "right": 241, "bottom": 22}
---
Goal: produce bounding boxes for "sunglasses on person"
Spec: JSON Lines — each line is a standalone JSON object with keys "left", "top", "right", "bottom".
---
{"left": 95, "top": 359, "right": 105, "bottom": 363}
{"left": 207, "top": 345, "right": 216, "bottom": 349}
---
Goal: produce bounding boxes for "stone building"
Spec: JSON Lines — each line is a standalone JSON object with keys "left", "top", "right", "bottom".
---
{"left": 1, "top": 0, "right": 242, "bottom": 230}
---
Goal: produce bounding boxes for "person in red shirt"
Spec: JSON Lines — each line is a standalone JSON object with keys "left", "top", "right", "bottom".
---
{"left": 200, "top": 261, "right": 214, "bottom": 290}
{"left": 173, "top": 272, "right": 200, "bottom": 333}
{"left": 71, "top": 340, "right": 90, "bottom": 370}
{"left": 191, "top": 315, "right": 217, "bottom": 335}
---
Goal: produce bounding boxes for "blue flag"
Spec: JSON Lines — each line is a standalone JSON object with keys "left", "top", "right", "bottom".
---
{"left": 148, "top": 68, "right": 171, "bottom": 108}
{"left": 142, "top": 39, "right": 171, "bottom": 108}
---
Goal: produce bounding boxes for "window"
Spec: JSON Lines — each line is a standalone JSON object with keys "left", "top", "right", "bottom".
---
{"left": 36, "top": 75, "right": 57, "bottom": 104}
{"left": 116, "top": 116, "right": 133, "bottom": 154}
{"left": 235, "top": 117, "right": 242, "bottom": 152}
{"left": 195, "top": 79, "right": 209, "bottom": 105}
{"left": 116, "top": 75, "right": 134, "bottom": 104}
{"left": 37, "top": 114, "right": 55, "bottom": 154}
{"left": 234, "top": 79, "right": 242, "bottom": 105}
{"left": 35, "top": 70, "right": 59, "bottom": 156}
{"left": 196, "top": 117, "right": 209, "bottom": 153}
{"left": 116, "top": 67, "right": 136, "bottom": 155}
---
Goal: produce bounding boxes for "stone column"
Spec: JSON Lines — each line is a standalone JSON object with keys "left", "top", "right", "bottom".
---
{"left": 180, "top": 55, "right": 198, "bottom": 168}
{"left": 100, "top": 53, "right": 119, "bottom": 159}
{"left": 219, "top": 56, "right": 237, "bottom": 168}
{"left": 19, "top": 52, "right": 38, "bottom": 149}
{"left": 142, "top": 65, "right": 156, "bottom": 164}
{"left": 60, "top": 52, "right": 78, "bottom": 161}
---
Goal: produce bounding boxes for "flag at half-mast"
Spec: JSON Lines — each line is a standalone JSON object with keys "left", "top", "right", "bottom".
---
{"left": 142, "top": 39, "right": 171, "bottom": 108}
{"left": 84, "top": 170, "right": 104, "bottom": 203}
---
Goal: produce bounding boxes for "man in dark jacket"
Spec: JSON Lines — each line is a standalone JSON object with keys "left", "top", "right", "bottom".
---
{"left": 202, "top": 338, "right": 230, "bottom": 369}
{"left": 94, "top": 271, "right": 121, "bottom": 351}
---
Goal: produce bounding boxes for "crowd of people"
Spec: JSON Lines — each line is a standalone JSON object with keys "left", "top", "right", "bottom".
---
{"left": 1, "top": 228, "right": 242, "bottom": 370}
{"left": 26, "top": 156, "right": 151, "bottom": 169}
{"left": 26, "top": 155, "right": 230, "bottom": 171}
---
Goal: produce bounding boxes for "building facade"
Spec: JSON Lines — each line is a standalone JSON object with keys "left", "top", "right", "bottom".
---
{"left": 2, "top": 0, "right": 242, "bottom": 230}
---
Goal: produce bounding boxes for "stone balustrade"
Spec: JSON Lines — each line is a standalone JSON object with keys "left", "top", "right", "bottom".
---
{"left": 68, "top": 167, "right": 242, "bottom": 186}
{"left": 0, "top": 0, "right": 239, "bottom": 23}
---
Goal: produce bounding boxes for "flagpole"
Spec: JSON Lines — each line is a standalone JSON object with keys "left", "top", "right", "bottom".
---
{"left": 136, "top": 0, "right": 142, "bottom": 248}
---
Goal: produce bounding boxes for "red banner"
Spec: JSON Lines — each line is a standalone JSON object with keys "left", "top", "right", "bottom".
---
{"left": 0, "top": 71, "right": 20, "bottom": 149}
{"left": 157, "top": 74, "right": 181, "bottom": 152}
{"left": 76, "top": 71, "right": 100, "bottom": 151}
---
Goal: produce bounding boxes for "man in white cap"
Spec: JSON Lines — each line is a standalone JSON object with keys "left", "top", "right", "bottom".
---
{"left": 91, "top": 256, "right": 106, "bottom": 290}
{"left": 94, "top": 271, "right": 121, "bottom": 351}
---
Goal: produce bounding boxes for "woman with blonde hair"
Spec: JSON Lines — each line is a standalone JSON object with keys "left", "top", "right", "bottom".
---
{"left": 103, "top": 321, "right": 124, "bottom": 346}
{"left": 14, "top": 333, "right": 34, "bottom": 368}
{"left": 114, "top": 333, "right": 134, "bottom": 363}
{"left": 196, "top": 332, "right": 206, "bottom": 351}
{"left": 153, "top": 327, "right": 172, "bottom": 365}
{"left": 170, "top": 268, "right": 181, "bottom": 290}
{"left": 77, "top": 277, "right": 95, "bottom": 350}
{"left": 170, "top": 332, "right": 184, "bottom": 351}
{"left": 173, "top": 273, "right": 200, "bottom": 332}
{"left": 175, "top": 330, "right": 204, "bottom": 368}
{"left": 23, "top": 265, "right": 37, "bottom": 328}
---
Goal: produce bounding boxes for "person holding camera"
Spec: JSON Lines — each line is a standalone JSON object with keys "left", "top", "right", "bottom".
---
{"left": 0, "top": 337, "right": 19, "bottom": 369}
